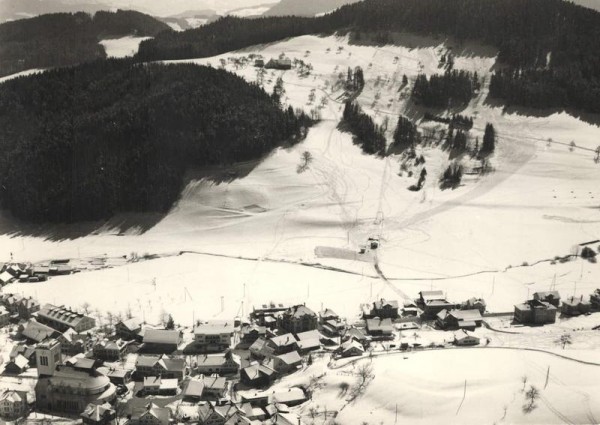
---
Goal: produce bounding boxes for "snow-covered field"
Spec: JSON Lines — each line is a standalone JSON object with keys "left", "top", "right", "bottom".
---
{"left": 99, "top": 36, "right": 151, "bottom": 58}
{"left": 280, "top": 348, "right": 600, "bottom": 425}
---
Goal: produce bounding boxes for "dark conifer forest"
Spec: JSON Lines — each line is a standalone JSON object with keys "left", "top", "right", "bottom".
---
{"left": 0, "top": 60, "right": 310, "bottom": 222}
{"left": 0, "top": 10, "right": 169, "bottom": 76}
{"left": 342, "top": 102, "right": 386, "bottom": 155}
{"left": 137, "top": 0, "right": 600, "bottom": 114}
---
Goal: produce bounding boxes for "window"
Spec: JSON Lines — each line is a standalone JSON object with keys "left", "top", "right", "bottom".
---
{"left": 40, "top": 356, "right": 49, "bottom": 366}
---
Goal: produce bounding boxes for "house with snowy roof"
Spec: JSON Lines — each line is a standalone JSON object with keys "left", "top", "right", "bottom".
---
{"left": 138, "top": 403, "right": 170, "bottom": 425}
{"left": 436, "top": 309, "right": 483, "bottom": 330}
{"left": 142, "top": 329, "right": 181, "bottom": 354}
{"left": 194, "top": 321, "right": 235, "bottom": 353}
{"left": 194, "top": 349, "right": 239, "bottom": 375}
{"left": 37, "top": 303, "right": 95, "bottom": 333}
{"left": 135, "top": 354, "right": 187, "bottom": 381}
{"left": 278, "top": 304, "right": 318, "bottom": 333}
{"left": 80, "top": 402, "right": 115, "bottom": 425}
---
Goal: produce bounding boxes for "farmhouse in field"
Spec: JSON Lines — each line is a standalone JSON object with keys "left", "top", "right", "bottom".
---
{"left": 436, "top": 309, "right": 483, "bottom": 330}
{"left": 514, "top": 299, "right": 557, "bottom": 325}
{"left": 561, "top": 296, "right": 592, "bottom": 316}
{"left": 265, "top": 57, "right": 292, "bottom": 70}
{"left": 453, "top": 330, "right": 480, "bottom": 346}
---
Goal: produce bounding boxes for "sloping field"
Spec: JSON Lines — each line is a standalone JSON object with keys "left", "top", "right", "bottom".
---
{"left": 2, "top": 34, "right": 600, "bottom": 315}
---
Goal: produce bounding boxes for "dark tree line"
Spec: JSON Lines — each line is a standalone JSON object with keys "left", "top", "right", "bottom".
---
{"left": 412, "top": 71, "right": 478, "bottom": 108}
{"left": 0, "top": 60, "right": 311, "bottom": 222}
{"left": 393, "top": 116, "right": 419, "bottom": 151}
{"left": 342, "top": 102, "right": 386, "bottom": 155}
{"left": 424, "top": 113, "right": 473, "bottom": 130}
{"left": 0, "top": 10, "right": 169, "bottom": 77}
{"left": 137, "top": 0, "right": 600, "bottom": 115}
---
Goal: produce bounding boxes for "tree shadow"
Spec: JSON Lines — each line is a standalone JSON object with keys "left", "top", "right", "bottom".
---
{"left": 0, "top": 157, "right": 265, "bottom": 242}
{"left": 482, "top": 95, "right": 600, "bottom": 127}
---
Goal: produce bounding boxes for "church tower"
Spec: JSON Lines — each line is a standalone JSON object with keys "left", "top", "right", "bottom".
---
{"left": 35, "top": 339, "right": 62, "bottom": 376}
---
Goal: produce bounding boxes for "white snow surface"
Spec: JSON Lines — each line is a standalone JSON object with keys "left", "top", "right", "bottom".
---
{"left": 99, "top": 36, "right": 151, "bottom": 57}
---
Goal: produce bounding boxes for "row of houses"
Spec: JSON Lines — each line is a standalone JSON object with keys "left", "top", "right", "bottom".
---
{"left": 514, "top": 290, "right": 600, "bottom": 325}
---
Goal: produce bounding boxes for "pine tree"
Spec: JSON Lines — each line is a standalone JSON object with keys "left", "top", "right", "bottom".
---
{"left": 166, "top": 314, "right": 175, "bottom": 330}
{"left": 482, "top": 123, "right": 496, "bottom": 153}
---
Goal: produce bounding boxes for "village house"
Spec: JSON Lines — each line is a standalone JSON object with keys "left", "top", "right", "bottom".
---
{"left": 20, "top": 319, "right": 59, "bottom": 344}
{"left": 143, "top": 376, "right": 178, "bottom": 396}
{"left": 182, "top": 378, "right": 205, "bottom": 402}
{"left": 97, "top": 366, "right": 132, "bottom": 386}
{"left": 93, "top": 339, "right": 131, "bottom": 361}
{"left": 319, "top": 308, "right": 345, "bottom": 337}
{"left": 278, "top": 305, "right": 318, "bottom": 334}
{"left": 240, "top": 323, "right": 267, "bottom": 345}
{"left": 115, "top": 317, "right": 143, "bottom": 341}
{"left": 57, "top": 328, "right": 89, "bottom": 356}
{"left": 80, "top": 402, "right": 115, "bottom": 425}
{"left": 194, "top": 349, "right": 240, "bottom": 375}
{"left": 35, "top": 339, "right": 117, "bottom": 414}
{"left": 36, "top": 304, "right": 96, "bottom": 333}
{"left": 197, "top": 402, "right": 241, "bottom": 425}
{"left": 249, "top": 337, "right": 271, "bottom": 360}
{"left": 268, "top": 351, "right": 302, "bottom": 374}
{"left": 138, "top": 403, "right": 171, "bottom": 425}
{"left": 294, "top": 330, "right": 321, "bottom": 354}
{"left": 0, "top": 389, "right": 28, "bottom": 420}
{"left": 141, "top": 329, "right": 181, "bottom": 354}
{"left": 339, "top": 339, "right": 365, "bottom": 358}
{"left": 9, "top": 344, "right": 36, "bottom": 367}
{"left": 561, "top": 296, "right": 592, "bottom": 316}
{"left": 200, "top": 375, "right": 229, "bottom": 400}
{"left": 251, "top": 302, "right": 289, "bottom": 328}
{"left": 453, "top": 330, "right": 480, "bottom": 346}
{"left": 369, "top": 299, "right": 399, "bottom": 319}
{"left": 3, "top": 354, "right": 29, "bottom": 374}
{"left": 533, "top": 291, "right": 561, "bottom": 307}
{"left": 269, "top": 388, "right": 307, "bottom": 407}
{"left": 436, "top": 309, "right": 483, "bottom": 331}
{"left": 194, "top": 321, "right": 235, "bottom": 353}
{"left": 240, "top": 363, "right": 276, "bottom": 388}
{"left": 135, "top": 354, "right": 187, "bottom": 381}
{"left": 461, "top": 297, "right": 487, "bottom": 314}
{"left": 265, "top": 333, "right": 297, "bottom": 355}
{"left": 365, "top": 318, "right": 394, "bottom": 339}
{"left": 342, "top": 327, "right": 370, "bottom": 348}
{"left": 265, "top": 57, "right": 292, "bottom": 70}
{"left": 514, "top": 300, "right": 557, "bottom": 325}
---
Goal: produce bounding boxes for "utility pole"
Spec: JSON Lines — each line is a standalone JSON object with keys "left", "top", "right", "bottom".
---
{"left": 544, "top": 366, "right": 550, "bottom": 389}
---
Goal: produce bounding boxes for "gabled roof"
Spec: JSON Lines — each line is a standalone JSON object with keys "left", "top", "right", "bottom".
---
{"left": 10, "top": 354, "right": 29, "bottom": 370}
{"left": 117, "top": 317, "right": 142, "bottom": 331}
{"left": 365, "top": 318, "right": 393, "bottom": 332}
{"left": 269, "top": 333, "right": 296, "bottom": 347}
{"left": 286, "top": 305, "right": 316, "bottom": 319}
{"left": 341, "top": 339, "right": 364, "bottom": 353}
{"left": 21, "top": 319, "right": 57, "bottom": 343}
{"left": 269, "top": 388, "right": 306, "bottom": 405}
{"left": 453, "top": 329, "right": 479, "bottom": 341}
{"left": 343, "top": 327, "right": 369, "bottom": 341}
{"left": 38, "top": 303, "right": 92, "bottom": 329}
{"left": 319, "top": 308, "right": 338, "bottom": 318}
{"left": 242, "top": 363, "right": 276, "bottom": 380}
{"left": 183, "top": 379, "right": 205, "bottom": 398}
{"left": 0, "top": 390, "right": 25, "bottom": 404}
{"left": 140, "top": 403, "right": 170, "bottom": 424}
{"left": 194, "top": 321, "right": 234, "bottom": 335}
{"left": 447, "top": 309, "right": 482, "bottom": 321}
{"left": 158, "top": 355, "right": 186, "bottom": 372}
{"left": 80, "top": 403, "right": 114, "bottom": 422}
{"left": 295, "top": 338, "right": 320, "bottom": 350}
{"left": 136, "top": 355, "right": 160, "bottom": 368}
{"left": 203, "top": 375, "right": 227, "bottom": 391}
{"left": 143, "top": 329, "right": 180, "bottom": 345}
{"left": 295, "top": 330, "right": 321, "bottom": 341}
{"left": 275, "top": 351, "right": 302, "bottom": 365}
{"left": 196, "top": 351, "right": 237, "bottom": 368}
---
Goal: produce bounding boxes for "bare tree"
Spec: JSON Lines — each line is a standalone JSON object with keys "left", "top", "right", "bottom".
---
{"left": 521, "top": 375, "right": 528, "bottom": 391}
{"left": 525, "top": 385, "right": 540, "bottom": 410}
{"left": 557, "top": 333, "right": 572, "bottom": 349}
{"left": 81, "top": 302, "right": 91, "bottom": 314}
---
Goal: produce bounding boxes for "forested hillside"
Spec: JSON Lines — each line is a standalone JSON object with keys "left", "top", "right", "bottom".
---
{"left": 0, "top": 10, "right": 169, "bottom": 76}
{"left": 0, "top": 60, "right": 310, "bottom": 222}
{"left": 137, "top": 0, "right": 600, "bottom": 114}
